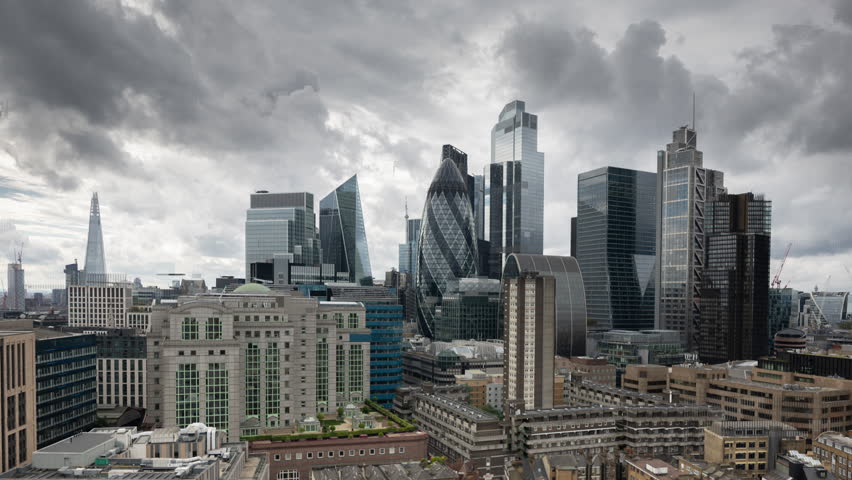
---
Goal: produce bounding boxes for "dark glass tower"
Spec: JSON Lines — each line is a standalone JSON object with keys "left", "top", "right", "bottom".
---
{"left": 577, "top": 167, "right": 656, "bottom": 330}
{"left": 416, "top": 159, "right": 478, "bottom": 338}
{"left": 698, "top": 192, "right": 772, "bottom": 363}
{"left": 320, "top": 175, "right": 372, "bottom": 284}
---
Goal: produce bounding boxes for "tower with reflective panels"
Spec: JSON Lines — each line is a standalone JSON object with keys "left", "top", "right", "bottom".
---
{"left": 416, "top": 159, "right": 478, "bottom": 338}
{"left": 320, "top": 175, "right": 372, "bottom": 284}
{"left": 84, "top": 193, "right": 106, "bottom": 274}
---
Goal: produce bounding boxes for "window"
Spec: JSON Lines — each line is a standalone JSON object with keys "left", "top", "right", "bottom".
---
{"left": 348, "top": 313, "right": 358, "bottom": 329}
{"left": 339, "top": 451, "right": 345, "bottom": 457}
{"left": 181, "top": 317, "right": 199, "bottom": 340}
{"left": 369, "top": 449, "right": 375, "bottom": 455}
{"left": 317, "top": 452, "right": 323, "bottom": 458}
{"left": 349, "top": 450, "right": 355, "bottom": 456}
{"left": 360, "top": 449, "right": 365, "bottom": 456}
{"left": 389, "top": 448, "right": 395, "bottom": 454}
{"left": 307, "top": 452, "right": 312, "bottom": 459}
{"left": 274, "top": 455, "right": 281, "bottom": 461}
{"left": 277, "top": 470, "right": 299, "bottom": 480}
{"left": 379, "top": 448, "right": 385, "bottom": 455}
{"left": 295, "top": 453, "right": 302, "bottom": 460}
{"left": 328, "top": 451, "right": 334, "bottom": 457}
{"left": 399, "top": 447, "right": 405, "bottom": 453}
{"left": 206, "top": 318, "right": 222, "bottom": 340}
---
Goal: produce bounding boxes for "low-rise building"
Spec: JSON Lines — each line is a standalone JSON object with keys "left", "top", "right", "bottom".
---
{"left": 403, "top": 339, "right": 503, "bottom": 386}
{"left": 588, "top": 330, "right": 685, "bottom": 370}
{"left": 455, "top": 369, "right": 503, "bottom": 410}
{"left": 813, "top": 432, "right": 852, "bottom": 480}
{"left": 624, "top": 458, "right": 687, "bottom": 480}
{"left": 703, "top": 421, "right": 806, "bottom": 478}
{"left": 310, "top": 462, "right": 457, "bottom": 480}
{"left": 556, "top": 356, "right": 616, "bottom": 386}
{"left": 565, "top": 376, "right": 668, "bottom": 407}
{"left": 392, "top": 384, "right": 468, "bottom": 419}
{"left": 249, "top": 431, "right": 428, "bottom": 480}
{"left": 666, "top": 364, "right": 728, "bottom": 404}
{"left": 413, "top": 393, "right": 507, "bottom": 478}
{"left": 505, "top": 453, "right": 615, "bottom": 480}
{"left": 623, "top": 365, "right": 669, "bottom": 394}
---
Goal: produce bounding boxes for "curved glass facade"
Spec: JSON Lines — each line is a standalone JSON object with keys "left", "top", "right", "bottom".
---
{"left": 320, "top": 175, "right": 372, "bottom": 284}
{"left": 416, "top": 159, "right": 478, "bottom": 338}
{"left": 503, "top": 254, "right": 587, "bottom": 357}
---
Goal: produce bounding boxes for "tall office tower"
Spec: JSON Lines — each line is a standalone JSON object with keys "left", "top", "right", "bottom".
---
{"left": 84, "top": 193, "right": 107, "bottom": 275}
{"left": 6, "top": 261, "right": 25, "bottom": 311}
{"left": 503, "top": 272, "right": 555, "bottom": 413}
{"left": 398, "top": 213, "right": 422, "bottom": 278}
{"left": 320, "top": 175, "right": 372, "bottom": 284}
{"left": 0, "top": 331, "right": 36, "bottom": 474}
{"left": 503, "top": 254, "right": 587, "bottom": 357}
{"left": 698, "top": 193, "right": 771, "bottom": 363}
{"left": 145, "top": 283, "right": 369, "bottom": 442}
{"left": 416, "top": 159, "right": 478, "bottom": 338}
{"left": 246, "top": 191, "right": 321, "bottom": 279}
{"left": 577, "top": 167, "right": 657, "bottom": 330}
{"left": 487, "top": 100, "right": 545, "bottom": 277}
{"left": 654, "top": 125, "right": 725, "bottom": 350}
{"left": 442, "top": 144, "right": 489, "bottom": 276}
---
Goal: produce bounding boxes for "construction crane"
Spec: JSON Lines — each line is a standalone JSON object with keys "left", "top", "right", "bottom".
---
{"left": 771, "top": 242, "right": 792, "bottom": 288}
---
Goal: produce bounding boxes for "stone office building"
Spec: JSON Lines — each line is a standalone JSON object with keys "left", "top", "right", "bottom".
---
{"left": 146, "top": 283, "right": 370, "bottom": 442}
{"left": 0, "top": 331, "right": 36, "bottom": 474}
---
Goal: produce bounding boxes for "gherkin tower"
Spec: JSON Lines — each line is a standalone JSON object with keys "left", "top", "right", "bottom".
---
{"left": 416, "top": 159, "right": 478, "bottom": 338}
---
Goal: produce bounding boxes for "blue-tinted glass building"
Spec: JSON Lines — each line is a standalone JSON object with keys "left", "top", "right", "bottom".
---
{"left": 326, "top": 285, "right": 404, "bottom": 408}
{"left": 769, "top": 288, "right": 799, "bottom": 348}
{"left": 487, "top": 100, "right": 545, "bottom": 277}
{"left": 34, "top": 330, "right": 97, "bottom": 448}
{"left": 320, "top": 175, "right": 373, "bottom": 284}
{"left": 577, "top": 167, "right": 657, "bottom": 330}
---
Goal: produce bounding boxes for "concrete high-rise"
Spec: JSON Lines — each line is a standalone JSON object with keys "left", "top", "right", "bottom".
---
{"left": 487, "top": 100, "right": 544, "bottom": 276}
{"left": 245, "top": 191, "right": 321, "bottom": 279}
{"left": 503, "top": 254, "right": 587, "bottom": 357}
{"left": 503, "top": 272, "right": 555, "bottom": 413}
{"left": 320, "top": 175, "right": 372, "bottom": 284}
{"left": 654, "top": 126, "right": 725, "bottom": 350}
{"left": 0, "top": 331, "right": 36, "bottom": 473}
{"left": 416, "top": 159, "right": 478, "bottom": 338}
{"left": 84, "top": 193, "right": 107, "bottom": 275}
{"left": 699, "top": 192, "right": 772, "bottom": 363}
{"left": 577, "top": 167, "right": 657, "bottom": 330}
{"left": 6, "top": 261, "right": 25, "bottom": 311}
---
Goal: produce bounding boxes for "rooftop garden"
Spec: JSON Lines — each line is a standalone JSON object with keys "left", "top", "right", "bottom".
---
{"left": 241, "top": 399, "right": 416, "bottom": 442}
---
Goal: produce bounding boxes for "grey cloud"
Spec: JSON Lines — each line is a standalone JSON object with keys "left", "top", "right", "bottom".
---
{"left": 836, "top": 0, "right": 852, "bottom": 26}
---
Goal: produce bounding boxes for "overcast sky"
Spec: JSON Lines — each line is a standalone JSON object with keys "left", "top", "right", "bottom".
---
{"left": 1, "top": 0, "right": 851, "bottom": 292}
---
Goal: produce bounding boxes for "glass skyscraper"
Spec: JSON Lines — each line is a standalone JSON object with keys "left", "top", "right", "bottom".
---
{"left": 319, "top": 175, "right": 373, "bottom": 284}
{"left": 487, "top": 100, "right": 544, "bottom": 277}
{"left": 698, "top": 192, "right": 771, "bottom": 363}
{"left": 416, "top": 159, "right": 478, "bottom": 338}
{"left": 654, "top": 126, "right": 725, "bottom": 350}
{"left": 84, "top": 192, "right": 106, "bottom": 275}
{"left": 577, "top": 167, "right": 657, "bottom": 330}
{"left": 769, "top": 288, "right": 799, "bottom": 348}
{"left": 435, "top": 277, "right": 502, "bottom": 341}
{"left": 398, "top": 216, "right": 421, "bottom": 277}
{"left": 503, "top": 254, "right": 587, "bottom": 357}
{"left": 245, "top": 191, "right": 320, "bottom": 278}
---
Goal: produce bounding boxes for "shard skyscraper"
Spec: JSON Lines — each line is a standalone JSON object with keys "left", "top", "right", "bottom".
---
{"left": 320, "top": 175, "right": 373, "bottom": 284}
{"left": 84, "top": 193, "right": 107, "bottom": 274}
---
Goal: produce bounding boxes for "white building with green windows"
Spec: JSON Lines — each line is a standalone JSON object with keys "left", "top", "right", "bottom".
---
{"left": 145, "top": 283, "right": 370, "bottom": 442}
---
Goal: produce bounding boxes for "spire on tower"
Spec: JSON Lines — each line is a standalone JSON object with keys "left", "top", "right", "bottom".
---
{"left": 84, "top": 192, "right": 107, "bottom": 274}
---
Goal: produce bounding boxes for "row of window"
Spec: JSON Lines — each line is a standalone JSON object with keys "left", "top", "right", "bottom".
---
{"left": 273, "top": 446, "right": 406, "bottom": 462}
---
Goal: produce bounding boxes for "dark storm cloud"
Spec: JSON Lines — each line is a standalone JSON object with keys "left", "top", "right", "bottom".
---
{"left": 836, "top": 0, "right": 852, "bottom": 26}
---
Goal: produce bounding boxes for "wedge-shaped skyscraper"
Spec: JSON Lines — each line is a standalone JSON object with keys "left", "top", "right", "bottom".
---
{"left": 416, "top": 159, "right": 478, "bottom": 338}
{"left": 84, "top": 193, "right": 106, "bottom": 274}
{"left": 320, "top": 175, "right": 372, "bottom": 284}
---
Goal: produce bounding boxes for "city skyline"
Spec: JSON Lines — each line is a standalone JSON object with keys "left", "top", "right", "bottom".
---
{"left": 1, "top": 1, "right": 852, "bottom": 292}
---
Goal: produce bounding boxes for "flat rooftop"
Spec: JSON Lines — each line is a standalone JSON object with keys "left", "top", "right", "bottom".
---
{"left": 35, "top": 432, "right": 113, "bottom": 453}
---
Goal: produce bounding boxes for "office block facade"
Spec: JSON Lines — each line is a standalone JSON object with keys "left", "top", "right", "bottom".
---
{"left": 67, "top": 283, "right": 132, "bottom": 328}
{"left": 434, "top": 277, "right": 502, "bottom": 342}
{"left": 0, "top": 331, "right": 36, "bottom": 473}
{"left": 503, "top": 254, "right": 587, "bottom": 357}
{"left": 327, "top": 285, "right": 403, "bottom": 408}
{"left": 699, "top": 192, "right": 772, "bottom": 363}
{"left": 416, "top": 159, "right": 478, "bottom": 338}
{"left": 34, "top": 330, "right": 97, "bottom": 448}
{"left": 655, "top": 126, "right": 725, "bottom": 350}
{"left": 93, "top": 329, "right": 147, "bottom": 408}
{"left": 320, "top": 176, "right": 372, "bottom": 284}
{"left": 504, "top": 272, "right": 555, "bottom": 412}
{"left": 146, "top": 284, "right": 370, "bottom": 442}
{"left": 245, "top": 191, "right": 321, "bottom": 279}
{"left": 488, "top": 100, "right": 545, "bottom": 276}
{"left": 577, "top": 167, "right": 657, "bottom": 330}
